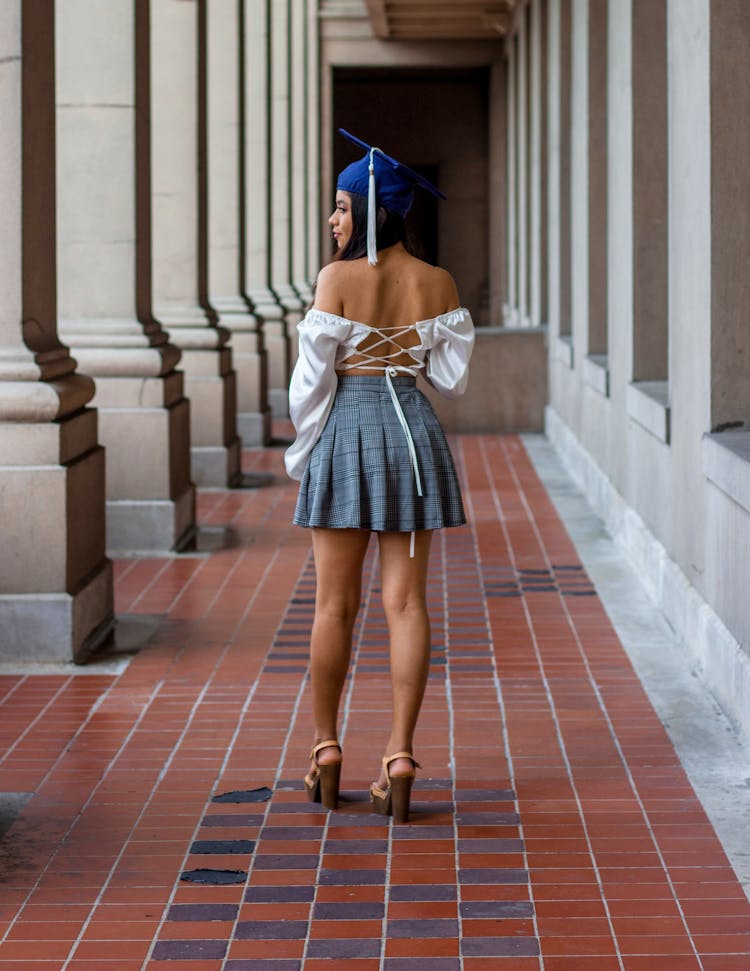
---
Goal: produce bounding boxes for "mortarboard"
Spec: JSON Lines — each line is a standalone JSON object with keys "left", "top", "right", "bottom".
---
{"left": 336, "top": 128, "right": 446, "bottom": 266}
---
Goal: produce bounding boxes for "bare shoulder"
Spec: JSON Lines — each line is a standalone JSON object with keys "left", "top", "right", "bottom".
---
{"left": 424, "top": 263, "right": 461, "bottom": 313}
{"left": 313, "top": 260, "right": 350, "bottom": 315}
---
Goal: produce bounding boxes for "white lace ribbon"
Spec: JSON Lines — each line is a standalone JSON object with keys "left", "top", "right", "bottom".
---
{"left": 385, "top": 366, "right": 422, "bottom": 558}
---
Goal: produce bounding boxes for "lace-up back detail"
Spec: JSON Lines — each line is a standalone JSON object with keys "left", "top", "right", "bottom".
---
{"left": 336, "top": 324, "right": 422, "bottom": 376}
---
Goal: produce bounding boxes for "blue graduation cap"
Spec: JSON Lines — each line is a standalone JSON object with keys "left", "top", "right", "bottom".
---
{"left": 336, "top": 128, "right": 446, "bottom": 265}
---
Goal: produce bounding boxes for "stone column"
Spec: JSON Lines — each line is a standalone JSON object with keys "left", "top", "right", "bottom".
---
{"left": 151, "top": 0, "right": 241, "bottom": 486}
{"left": 516, "top": 6, "right": 530, "bottom": 327}
{"left": 306, "top": 0, "right": 322, "bottom": 288}
{"left": 587, "top": 0, "right": 608, "bottom": 356}
{"left": 504, "top": 33, "right": 518, "bottom": 325}
{"left": 489, "top": 56, "right": 508, "bottom": 326}
{"left": 632, "top": 0, "right": 667, "bottom": 381}
{"left": 269, "top": 0, "right": 305, "bottom": 416}
{"left": 548, "top": 0, "right": 573, "bottom": 348}
{"left": 290, "top": 0, "right": 314, "bottom": 307}
{"left": 208, "top": 0, "right": 271, "bottom": 446}
{"left": 56, "top": 0, "right": 195, "bottom": 553}
{"left": 709, "top": 0, "right": 750, "bottom": 428}
{"left": 244, "top": 0, "right": 290, "bottom": 420}
{"left": 529, "top": 0, "right": 548, "bottom": 329}
{"left": 0, "top": 0, "right": 112, "bottom": 662}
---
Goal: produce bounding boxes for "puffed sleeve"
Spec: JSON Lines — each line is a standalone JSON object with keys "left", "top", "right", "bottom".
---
{"left": 284, "top": 310, "right": 351, "bottom": 480}
{"left": 419, "top": 307, "right": 475, "bottom": 398}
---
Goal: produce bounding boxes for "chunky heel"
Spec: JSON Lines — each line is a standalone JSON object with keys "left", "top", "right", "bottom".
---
{"left": 304, "top": 739, "right": 342, "bottom": 810}
{"left": 389, "top": 775, "right": 414, "bottom": 824}
{"left": 317, "top": 760, "right": 341, "bottom": 810}
{"left": 370, "top": 752, "right": 420, "bottom": 824}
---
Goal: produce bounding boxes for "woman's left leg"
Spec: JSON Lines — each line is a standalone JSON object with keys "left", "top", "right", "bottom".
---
{"left": 308, "top": 527, "right": 371, "bottom": 760}
{"left": 376, "top": 529, "right": 433, "bottom": 785}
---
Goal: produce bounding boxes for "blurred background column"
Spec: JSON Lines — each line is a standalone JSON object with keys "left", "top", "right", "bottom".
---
{"left": 306, "top": 0, "right": 322, "bottom": 291}
{"left": 151, "top": 0, "right": 241, "bottom": 485}
{"left": 269, "top": 0, "right": 305, "bottom": 416}
{"left": 208, "top": 0, "right": 271, "bottom": 447}
{"left": 291, "top": 0, "right": 315, "bottom": 309}
{"left": 244, "top": 0, "right": 290, "bottom": 421}
{"left": 0, "top": 0, "right": 112, "bottom": 662}
{"left": 56, "top": 0, "right": 195, "bottom": 553}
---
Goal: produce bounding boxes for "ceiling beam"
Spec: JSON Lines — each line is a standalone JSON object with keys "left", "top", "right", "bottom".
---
{"left": 365, "top": 0, "right": 391, "bottom": 38}
{"left": 365, "top": 0, "right": 517, "bottom": 41}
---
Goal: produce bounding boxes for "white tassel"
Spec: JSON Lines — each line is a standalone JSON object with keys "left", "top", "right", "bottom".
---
{"left": 367, "top": 148, "right": 378, "bottom": 266}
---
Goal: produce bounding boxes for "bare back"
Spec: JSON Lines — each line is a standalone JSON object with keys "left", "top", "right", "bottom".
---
{"left": 314, "top": 243, "right": 460, "bottom": 373}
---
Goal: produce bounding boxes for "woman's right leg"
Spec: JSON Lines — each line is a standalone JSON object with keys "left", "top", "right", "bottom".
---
{"left": 308, "top": 527, "right": 371, "bottom": 768}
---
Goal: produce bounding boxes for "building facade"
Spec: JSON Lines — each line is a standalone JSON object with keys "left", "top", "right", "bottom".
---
{"left": 1, "top": 0, "right": 748, "bottom": 741}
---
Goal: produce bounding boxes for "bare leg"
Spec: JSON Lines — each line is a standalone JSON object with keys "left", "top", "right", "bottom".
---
{"left": 307, "top": 528, "right": 371, "bottom": 777}
{"left": 376, "top": 530, "right": 433, "bottom": 784}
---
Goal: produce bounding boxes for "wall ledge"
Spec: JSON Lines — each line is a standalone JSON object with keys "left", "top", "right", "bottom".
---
{"left": 702, "top": 430, "right": 750, "bottom": 514}
{"left": 627, "top": 380, "right": 670, "bottom": 443}
{"left": 545, "top": 405, "right": 750, "bottom": 746}
{"left": 583, "top": 353, "right": 610, "bottom": 398}
{"left": 554, "top": 334, "right": 574, "bottom": 368}
{"left": 480, "top": 324, "right": 548, "bottom": 337}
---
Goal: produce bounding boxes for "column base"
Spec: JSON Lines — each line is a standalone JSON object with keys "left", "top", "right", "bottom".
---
{"left": 238, "top": 408, "right": 273, "bottom": 447}
{"left": 192, "top": 436, "right": 243, "bottom": 488}
{"left": 0, "top": 562, "right": 113, "bottom": 664}
{"left": 0, "top": 406, "right": 113, "bottom": 664}
{"left": 106, "top": 485, "right": 196, "bottom": 554}
{"left": 222, "top": 327, "right": 272, "bottom": 446}
{"left": 269, "top": 387, "right": 291, "bottom": 420}
{"left": 90, "top": 372, "right": 196, "bottom": 552}
{"left": 176, "top": 347, "right": 241, "bottom": 486}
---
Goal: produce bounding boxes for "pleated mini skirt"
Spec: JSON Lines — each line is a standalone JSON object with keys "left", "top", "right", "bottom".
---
{"left": 293, "top": 375, "right": 466, "bottom": 532}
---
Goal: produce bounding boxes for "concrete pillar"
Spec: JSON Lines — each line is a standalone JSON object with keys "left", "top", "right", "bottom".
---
{"left": 0, "top": 0, "right": 112, "bottom": 662}
{"left": 504, "top": 34, "right": 518, "bottom": 325}
{"left": 559, "top": 0, "right": 573, "bottom": 343}
{"left": 56, "top": 0, "right": 195, "bottom": 553}
{"left": 709, "top": 0, "right": 750, "bottom": 428}
{"left": 244, "top": 0, "right": 290, "bottom": 420}
{"left": 547, "top": 0, "right": 573, "bottom": 346}
{"left": 489, "top": 57, "right": 508, "bottom": 326}
{"left": 570, "top": 0, "right": 589, "bottom": 365}
{"left": 529, "top": 0, "right": 548, "bottom": 329}
{"left": 269, "top": 0, "right": 304, "bottom": 416}
{"left": 587, "top": 0, "right": 608, "bottom": 356}
{"left": 607, "top": 0, "right": 634, "bottom": 398}
{"left": 632, "top": 0, "right": 668, "bottom": 381}
{"left": 306, "top": 0, "right": 322, "bottom": 288}
{"left": 516, "top": 6, "right": 530, "bottom": 327}
{"left": 151, "top": 0, "right": 241, "bottom": 486}
{"left": 208, "top": 0, "right": 271, "bottom": 447}
{"left": 290, "top": 0, "right": 314, "bottom": 307}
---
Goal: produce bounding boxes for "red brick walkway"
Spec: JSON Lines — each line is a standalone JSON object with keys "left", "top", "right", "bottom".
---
{"left": 1, "top": 436, "right": 749, "bottom": 970}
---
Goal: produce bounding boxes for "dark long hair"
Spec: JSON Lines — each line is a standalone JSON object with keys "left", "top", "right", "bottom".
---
{"left": 335, "top": 191, "right": 417, "bottom": 262}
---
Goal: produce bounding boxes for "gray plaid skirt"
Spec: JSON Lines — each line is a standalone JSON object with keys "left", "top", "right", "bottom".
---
{"left": 293, "top": 374, "right": 466, "bottom": 532}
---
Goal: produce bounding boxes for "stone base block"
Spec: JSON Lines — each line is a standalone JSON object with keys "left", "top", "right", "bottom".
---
{"left": 0, "top": 560, "right": 113, "bottom": 664}
{"left": 106, "top": 484, "right": 196, "bottom": 554}
{"left": 192, "top": 436, "right": 242, "bottom": 488}
{"left": 269, "top": 388, "right": 290, "bottom": 420}
{"left": 422, "top": 326, "right": 548, "bottom": 433}
{"left": 238, "top": 408, "right": 272, "bottom": 447}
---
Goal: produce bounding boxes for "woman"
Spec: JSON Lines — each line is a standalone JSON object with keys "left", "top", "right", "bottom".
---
{"left": 285, "top": 130, "right": 474, "bottom": 823}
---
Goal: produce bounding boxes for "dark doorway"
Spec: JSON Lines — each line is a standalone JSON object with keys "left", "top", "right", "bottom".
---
{"left": 333, "top": 67, "right": 489, "bottom": 319}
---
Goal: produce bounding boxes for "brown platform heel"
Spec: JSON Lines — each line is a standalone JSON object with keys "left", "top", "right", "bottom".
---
{"left": 304, "top": 739, "right": 342, "bottom": 810}
{"left": 370, "top": 752, "right": 420, "bottom": 824}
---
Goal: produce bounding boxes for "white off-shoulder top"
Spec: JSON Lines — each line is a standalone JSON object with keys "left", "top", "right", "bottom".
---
{"left": 284, "top": 306, "right": 475, "bottom": 481}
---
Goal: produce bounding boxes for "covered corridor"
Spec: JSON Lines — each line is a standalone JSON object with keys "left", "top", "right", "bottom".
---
{"left": 1, "top": 434, "right": 748, "bottom": 969}
{"left": 2, "top": 0, "right": 750, "bottom": 966}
